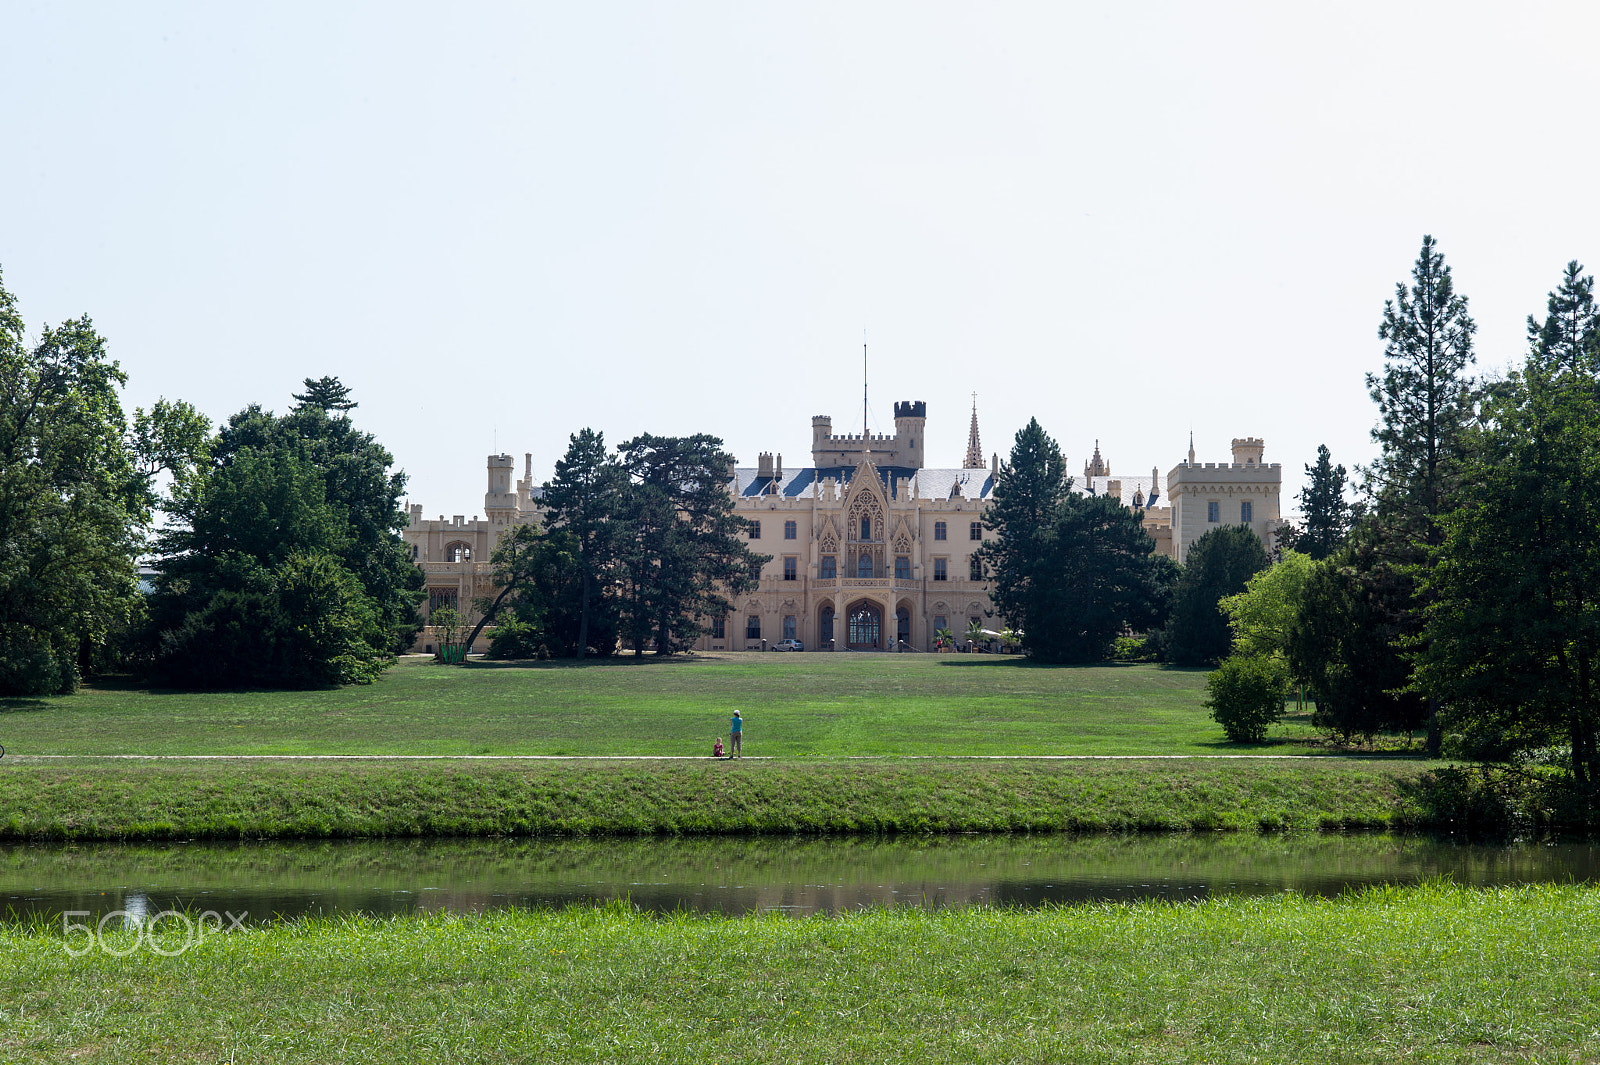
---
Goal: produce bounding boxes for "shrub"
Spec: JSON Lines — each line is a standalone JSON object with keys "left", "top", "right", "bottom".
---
{"left": 1112, "top": 635, "right": 1158, "bottom": 662}
{"left": 1205, "top": 654, "right": 1288, "bottom": 743}
{"left": 487, "top": 617, "right": 545, "bottom": 660}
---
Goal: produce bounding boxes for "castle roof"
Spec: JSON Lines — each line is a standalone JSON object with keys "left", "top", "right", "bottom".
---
{"left": 1079, "top": 474, "right": 1160, "bottom": 508}
{"left": 733, "top": 465, "right": 995, "bottom": 501}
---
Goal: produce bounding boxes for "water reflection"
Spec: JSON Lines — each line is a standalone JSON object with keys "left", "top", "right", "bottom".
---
{"left": 2, "top": 833, "right": 1596, "bottom": 925}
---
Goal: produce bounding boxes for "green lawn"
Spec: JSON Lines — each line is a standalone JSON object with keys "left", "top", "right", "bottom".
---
{"left": 4, "top": 882, "right": 1596, "bottom": 1063}
{"left": 0, "top": 758, "right": 1428, "bottom": 840}
{"left": 0, "top": 654, "right": 1334, "bottom": 757}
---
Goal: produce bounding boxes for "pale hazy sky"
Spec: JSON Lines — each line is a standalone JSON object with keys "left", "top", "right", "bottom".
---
{"left": 6, "top": 2, "right": 1599, "bottom": 520}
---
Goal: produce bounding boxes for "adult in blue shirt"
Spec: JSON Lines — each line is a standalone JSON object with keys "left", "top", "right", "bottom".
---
{"left": 730, "top": 710, "right": 743, "bottom": 758}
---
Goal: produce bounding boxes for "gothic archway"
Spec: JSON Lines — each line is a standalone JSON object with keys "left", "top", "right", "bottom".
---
{"left": 817, "top": 600, "right": 836, "bottom": 649}
{"left": 846, "top": 599, "right": 883, "bottom": 650}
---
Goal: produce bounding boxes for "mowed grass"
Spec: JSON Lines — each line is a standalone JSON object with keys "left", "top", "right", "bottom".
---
{"left": 3, "top": 882, "right": 1597, "bottom": 1063}
{"left": 0, "top": 758, "right": 1429, "bottom": 840}
{"left": 0, "top": 655, "right": 1328, "bottom": 757}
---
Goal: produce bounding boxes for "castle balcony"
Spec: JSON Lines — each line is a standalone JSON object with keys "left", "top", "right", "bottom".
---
{"left": 419, "top": 561, "right": 493, "bottom": 576}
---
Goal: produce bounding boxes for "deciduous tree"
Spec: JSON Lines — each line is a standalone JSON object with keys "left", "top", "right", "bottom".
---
{"left": 0, "top": 272, "right": 149, "bottom": 693}
{"left": 1220, "top": 549, "right": 1314, "bottom": 663}
{"left": 462, "top": 523, "right": 545, "bottom": 653}
{"left": 148, "top": 382, "right": 420, "bottom": 686}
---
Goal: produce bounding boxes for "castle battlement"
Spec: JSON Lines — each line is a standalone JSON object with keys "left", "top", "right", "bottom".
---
{"left": 809, "top": 398, "right": 929, "bottom": 469}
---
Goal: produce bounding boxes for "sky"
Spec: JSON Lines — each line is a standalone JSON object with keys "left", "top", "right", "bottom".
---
{"left": 5, "top": 1, "right": 1600, "bottom": 521}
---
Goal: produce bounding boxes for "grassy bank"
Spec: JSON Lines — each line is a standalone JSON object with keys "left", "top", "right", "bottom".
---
{"left": 0, "top": 656, "right": 1334, "bottom": 757}
{"left": 0, "top": 758, "right": 1437, "bottom": 841}
{"left": 4, "top": 882, "right": 1597, "bottom": 1063}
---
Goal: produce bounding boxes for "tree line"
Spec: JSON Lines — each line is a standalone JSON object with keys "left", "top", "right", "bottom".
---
{"left": 1206, "top": 238, "right": 1600, "bottom": 787}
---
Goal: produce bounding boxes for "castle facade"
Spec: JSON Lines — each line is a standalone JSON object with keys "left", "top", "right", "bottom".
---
{"left": 400, "top": 402, "right": 1281, "bottom": 653}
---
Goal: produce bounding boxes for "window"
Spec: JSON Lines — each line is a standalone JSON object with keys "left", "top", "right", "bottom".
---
{"left": 746, "top": 615, "right": 761, "bottom": 639}
{"left": 445, "top": 542, "right": 472, "bottom": 563}
{"left": 748, "top": 560, "right": 763, "bottom": 582}
{"left": 895, "top": 555, "right": 910, "bottom": 580}
{"left": 1241, "top": 501, "right": 1253, "bottom": 523}
{"left": 848, "top": 605, "right": 881, "bottom": 646}
{"left": 860, "top": 516, "right": 871, "bottom": 540}
{"left": 783, "top": 615, "right": 796, "bottom": 641}
{"left": 970, "top": 555, "right": 983, "bottom": 580}
{"left": 428, "top": 588, "right": 458, "bottom": 613}
{"left": 934, "top": 521, "right": 947, "bottom": 541}
{"left": 857, "top": 553, "right": 873, "bottom": 578}
{"left": 712, "top": 616, "right": 726, "bottom": 639}
{"left": 819, "top": 555, "right": 836, "bottom": 580}
{"left": 970, "top": 521, "right": 982, "bottom": 541}
{"left": 748, "top": 521, "right": 761, "bottom": 539}
{"left": 784, "top": 520, "right": 797, "bottom": 540}
{"left": 1207, "top": 501, "right": 1220, "bottom": 523}
{"left": 783, "top": 557, "right": 797, "bottom": 581}
{"left": 934, "top": 558, "right": 948, "bottom": 581}
{"left": 934, "top": 614, "right": 947, "bottom": 634}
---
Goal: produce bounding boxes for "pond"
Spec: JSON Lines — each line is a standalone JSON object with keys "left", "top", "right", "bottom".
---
{"left": 4, "top": 833, "right": 1598, "bottom": 927}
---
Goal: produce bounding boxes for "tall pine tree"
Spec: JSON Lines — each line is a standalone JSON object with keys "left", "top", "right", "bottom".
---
{"left": 1364, "top": 235, "right": 1477, "bottom": 546}
{"left": 540, "top": 429, "right": 625, "bottom": 659}
{"left": 1295, "top": 444, "right": 1350, "bottom": 561}
{"left": 1360, "top": 236, "right": 1478, "bottom": 752}
{"left": 1527, "top": 260, "right": 1598, "bottom": 375}
{"left": 977, "top": 418, "right": 1069, "bottom": 645}
{"left": 615, "top": 433, "right": 764, "bottom": 655}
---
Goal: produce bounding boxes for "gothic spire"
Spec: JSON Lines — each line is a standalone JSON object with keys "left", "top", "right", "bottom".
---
{"left": 963, "top": 393, "right": 984, "bottom": 469}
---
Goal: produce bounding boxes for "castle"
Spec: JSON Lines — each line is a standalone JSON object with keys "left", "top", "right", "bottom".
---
{"left": 400, "top": 402, "right": 1281, "bottom": 653}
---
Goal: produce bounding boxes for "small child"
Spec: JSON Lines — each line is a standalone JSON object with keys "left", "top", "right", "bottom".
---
{"left": 713, "top": 737, "right": 724, "bottom": 759}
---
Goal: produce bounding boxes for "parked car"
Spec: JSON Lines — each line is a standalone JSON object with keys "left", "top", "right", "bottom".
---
{"left": 774, "top": 639, "right": 804, "bottom": 652}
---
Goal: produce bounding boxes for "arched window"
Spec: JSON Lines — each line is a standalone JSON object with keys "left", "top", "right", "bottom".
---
{"left": 444, "top": 541, "right": 473, "bottom": 563}
{"left": 860, "top": 516, "right": 871, "bottom": 540}
{"left": 849, "top": 605, "right": 881, "bottom": 646}
{"left": 857, "top": 553, "right": 873, "bottom": 578}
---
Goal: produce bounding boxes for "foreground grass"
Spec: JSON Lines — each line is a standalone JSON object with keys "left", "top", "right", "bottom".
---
{"left": 3, "top": 882, "right": 1597, "bottom": 1063}
{"left": 0, "top": 758, "right": 1435, "bottom": 840}
{"left": 0, "top": 656, "right": 1332, "bottom": 756}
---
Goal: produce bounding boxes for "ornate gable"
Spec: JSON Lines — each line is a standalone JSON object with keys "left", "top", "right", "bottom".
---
{"left": 817, "top": 515, "right": 839, "bottom": 553}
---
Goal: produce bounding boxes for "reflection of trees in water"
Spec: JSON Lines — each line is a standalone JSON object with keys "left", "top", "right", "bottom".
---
{"left": 3, "top": 835, "right": 1598, "bottom": 924}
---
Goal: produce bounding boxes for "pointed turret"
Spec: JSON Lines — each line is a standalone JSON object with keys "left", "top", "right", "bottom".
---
{"left": 963, "top": 394, "right": 984, "bottom": 469}
{"left": 1084, "top": 440, "right": 1109, "bottom": 481}
{"left": 1187, "top": 431, "right": 1196, "bottom": 465}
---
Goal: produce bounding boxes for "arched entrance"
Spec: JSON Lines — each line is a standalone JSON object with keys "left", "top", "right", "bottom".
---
{"left": 846, "top": 599, "right": 883, "bottom": 650}
{"left": 895, "top": 602, "right": 912, "bottom": 649}
{"left": 817, "top": 601, "right": 836, "bottom": 649}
